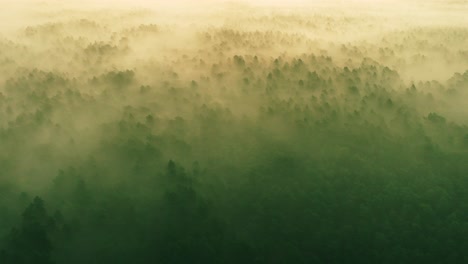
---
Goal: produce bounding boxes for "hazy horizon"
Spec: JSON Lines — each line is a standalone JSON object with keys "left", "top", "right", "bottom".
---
{"left": 1, "top": 1, "right": 468, "bottom": 263}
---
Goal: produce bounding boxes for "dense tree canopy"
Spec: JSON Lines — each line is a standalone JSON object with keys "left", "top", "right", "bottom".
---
{"left": 1, "top": 0, "right": 468, "bottom": 263}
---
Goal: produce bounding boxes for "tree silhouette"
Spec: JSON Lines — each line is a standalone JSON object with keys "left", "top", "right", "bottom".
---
{"left": 2, "top": 197, "right": 54, "bottom": 264}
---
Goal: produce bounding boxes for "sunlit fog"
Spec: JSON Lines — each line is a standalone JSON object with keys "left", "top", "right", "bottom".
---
{"left": 1, "top": 0, "right": 468, "bottom": 263}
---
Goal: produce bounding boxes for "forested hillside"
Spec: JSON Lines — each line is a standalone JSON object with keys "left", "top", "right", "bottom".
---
{"left": 1, "top": 1, "right": 468, "bottom": 263}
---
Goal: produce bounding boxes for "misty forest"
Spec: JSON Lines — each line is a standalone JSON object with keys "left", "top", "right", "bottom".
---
{"left": 1, "top": 0, "right": 468, "bottom": 263}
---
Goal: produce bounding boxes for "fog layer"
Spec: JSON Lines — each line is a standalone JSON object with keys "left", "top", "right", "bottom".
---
{"left": 1, "top": 1, "right": 468, "bottom": 263}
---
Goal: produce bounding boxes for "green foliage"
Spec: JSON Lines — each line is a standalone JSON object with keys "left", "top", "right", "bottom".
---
{"left": 1, "top": 2, "right": 468, "bottom": 263}
{"left": 2, "top": 197, "right": 54, "bottom": 264}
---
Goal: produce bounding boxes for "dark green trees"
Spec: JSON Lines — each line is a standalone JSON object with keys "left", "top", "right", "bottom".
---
{"left": 156, "top": 160, "right": 225, "bottom": 264}
{"left": 2, "top": 197, "right": 54, "bottom": 264}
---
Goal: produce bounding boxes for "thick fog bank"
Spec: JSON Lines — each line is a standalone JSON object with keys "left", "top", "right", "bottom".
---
{"left": 1, "top": 1, "right": 468, "bottom": 263}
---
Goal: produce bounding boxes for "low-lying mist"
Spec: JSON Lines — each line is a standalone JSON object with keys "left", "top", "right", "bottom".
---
{"left": 1, "top": 1, "right": 468, "bottom": 263}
